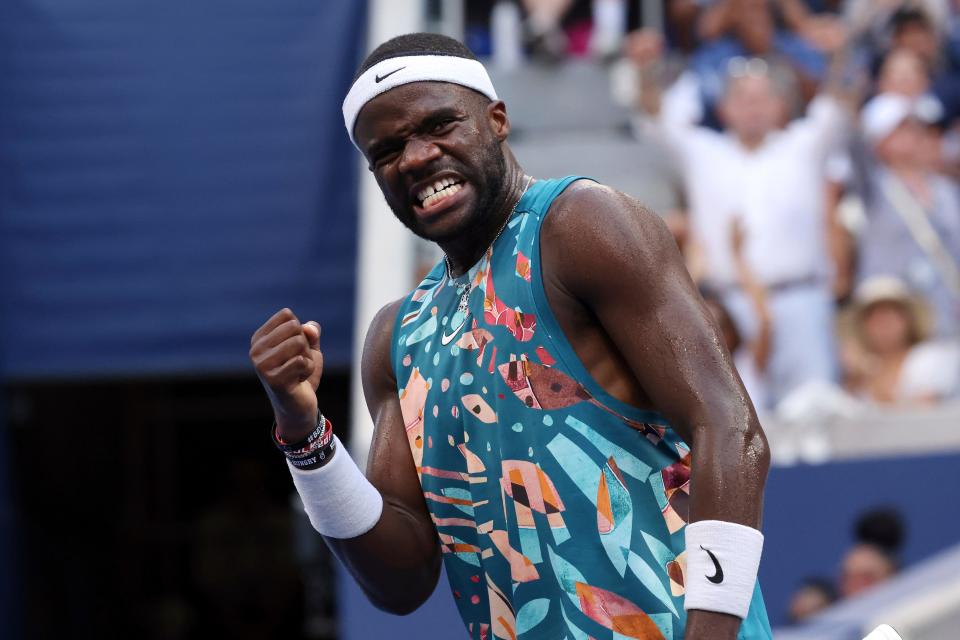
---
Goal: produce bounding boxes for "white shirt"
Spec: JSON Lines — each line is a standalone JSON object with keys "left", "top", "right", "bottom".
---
{"left": 897, "top": 340, "right": 960, "bottom": 402}
{"left": 641, "top": 79, "right": 848, "bottom": 288}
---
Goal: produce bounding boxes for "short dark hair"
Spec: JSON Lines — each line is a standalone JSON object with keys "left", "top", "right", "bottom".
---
{"left": 354, "top": 32, "right": 479, "bottom": 82}
{"left": 889, "top": 7, "right": 933, "bottom": 34}
{"left": 854, "top": 507, "right": 906, "bottom": 555}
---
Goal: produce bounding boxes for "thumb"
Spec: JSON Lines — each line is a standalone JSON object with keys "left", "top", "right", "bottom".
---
{"left": 303, "top": 321, "right": 321, "bottom": 350}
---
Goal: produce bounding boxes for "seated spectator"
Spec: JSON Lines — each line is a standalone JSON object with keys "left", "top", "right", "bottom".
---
{"left": 842, "top": 276, "right": 960, "bottom": 404}
{"left": 839, "top": 507, "right": 905, "bottom": 599}
{"left": 787, "top": 577, "right": 837, "bottom": 623}
{"left": 631, "top": 32, "right": 850, "bottom": 406}
{"left": 840, "top": 543, "right": 898, "bottom": 598}
{"left": 856, "top": 93, "right": 960, "bottom": 336}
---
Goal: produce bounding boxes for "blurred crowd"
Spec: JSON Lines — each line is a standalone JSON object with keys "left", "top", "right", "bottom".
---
{"left": 788, "top": 507, "right": 906, "bottom": 624}
{"left": 470, "top": 0, "right": 960, "bottom": 417}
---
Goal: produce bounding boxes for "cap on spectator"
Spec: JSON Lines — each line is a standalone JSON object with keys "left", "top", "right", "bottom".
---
{"left": 860, "top": 93, "right": 943, "bottom": 146}
{"left": 852, "top": 276, "right": 932, "bottom": 343}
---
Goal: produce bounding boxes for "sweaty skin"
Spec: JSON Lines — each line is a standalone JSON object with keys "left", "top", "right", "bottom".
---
{"left": 250, "top": 81, "right": 770, "bottom": 639}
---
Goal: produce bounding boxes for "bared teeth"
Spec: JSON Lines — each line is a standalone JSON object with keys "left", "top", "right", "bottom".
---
{"left": 421, "top": 182, "right": 462, "bottom": 208}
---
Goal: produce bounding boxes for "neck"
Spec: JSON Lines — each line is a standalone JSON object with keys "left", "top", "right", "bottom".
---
{"left": 440, "top": 159, "right": 527, "bottom": 277}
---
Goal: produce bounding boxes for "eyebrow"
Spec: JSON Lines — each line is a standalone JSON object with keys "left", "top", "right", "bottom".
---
{"left": 365, "top": 107, "right": 465, "bottom": 158}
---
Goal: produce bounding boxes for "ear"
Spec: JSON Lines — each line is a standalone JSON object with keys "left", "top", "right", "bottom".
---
{"left": 485, "top": 100, "right": 511, "bottom": 142}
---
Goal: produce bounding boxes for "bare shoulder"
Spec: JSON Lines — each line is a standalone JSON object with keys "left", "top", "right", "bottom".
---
{"left": 361, "top": 298, "right": 406, "bottom": 390}
{"left": 542, "top": 180, "right": 677, "bottom": 283}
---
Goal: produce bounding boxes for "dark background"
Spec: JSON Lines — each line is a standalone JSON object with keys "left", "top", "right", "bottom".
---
{"left": 0, "top": 0, "right": 365, "bottom": 637}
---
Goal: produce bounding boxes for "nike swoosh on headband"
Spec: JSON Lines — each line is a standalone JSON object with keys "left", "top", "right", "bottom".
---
{"left": 375, "top": 67, "right": 405, "bottom": 83}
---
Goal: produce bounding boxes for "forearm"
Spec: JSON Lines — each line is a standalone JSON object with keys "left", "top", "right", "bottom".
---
{"left": 638, "top": 65, "right": 663, "bottom": 116}
{"left": 684, "top": 410, "right": 769, "bottom": 640}
{"left": 775, "top": 0, "right": 811, "bottom": 32}
{"left": 732, "top": 255, "right": 772, "bottom": 371}
{"left": 697, "top": 1, "right": 734, "bottom": 41}
{"left": 326, "top": 496, "right": 441, "bottom": 614}
{"left": 688, "top": 410, "right": 768, "bottom": 527}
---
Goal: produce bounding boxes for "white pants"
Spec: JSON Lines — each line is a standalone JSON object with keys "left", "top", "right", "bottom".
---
{"left": 723, "top": 284, "right": 838, "bottom": 411}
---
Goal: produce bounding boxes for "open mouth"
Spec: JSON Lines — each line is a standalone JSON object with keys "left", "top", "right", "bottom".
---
{"left": 416, "top": 177, "right": 465, "bottom": 209}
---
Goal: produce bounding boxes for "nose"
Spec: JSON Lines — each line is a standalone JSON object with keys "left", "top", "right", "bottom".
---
{"left": 397, "top": 135, "right": 441, "bottom": 175}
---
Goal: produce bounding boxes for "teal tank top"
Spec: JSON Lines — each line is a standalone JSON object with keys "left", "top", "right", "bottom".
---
{"left": 391, "top": 177, "right": 771, "bottom": 639}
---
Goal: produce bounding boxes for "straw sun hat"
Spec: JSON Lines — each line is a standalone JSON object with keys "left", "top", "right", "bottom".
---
{"left": 849, "top": 276, "right": 933, "bottom": 345}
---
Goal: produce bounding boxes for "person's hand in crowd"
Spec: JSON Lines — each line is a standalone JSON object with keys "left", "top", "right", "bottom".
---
{"left": 730, "top": 216, "right": 773, "bottom": 373}
{"left": 624, "top": 28, "right": 664, "bottom": 70}
{"left": 731, "top": 0, "right": 775, "bottom": 54}
{"left": 730, "top": 215, "right": 747, "bottom": 259}
{"left": 800, "top": 14, "right": 850, "bottom": 54}
{"left": 624, "top": 28, "right": 668, "bottom": 115}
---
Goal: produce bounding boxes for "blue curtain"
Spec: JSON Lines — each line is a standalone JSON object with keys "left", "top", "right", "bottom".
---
{"left": 0, "top": 0, "right": 366, "bottom": 378}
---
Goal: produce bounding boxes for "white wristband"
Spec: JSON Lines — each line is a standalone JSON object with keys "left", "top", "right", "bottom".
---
{"left": 287, "top": 436, "right": 384, "bottom": 539}
{"left": 683, "top": 520, "right": 764, "bottom": 619}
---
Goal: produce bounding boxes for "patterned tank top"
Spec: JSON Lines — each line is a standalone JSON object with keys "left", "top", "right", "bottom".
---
{"left": 391, "top": 177, "right": 771, "bottom": 639}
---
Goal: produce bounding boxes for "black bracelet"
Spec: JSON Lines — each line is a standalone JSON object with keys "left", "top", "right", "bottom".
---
{"left": 272, "top": 410, "right": 328, "bottom": 453}
{"left": 272, "top": 410, "right": 337, "bottom": 471}
{"left": 286, "top": 436, "right": 337, "bottom": 471}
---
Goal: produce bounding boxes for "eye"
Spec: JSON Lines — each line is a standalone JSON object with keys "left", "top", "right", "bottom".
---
{"left": 429, "top": 117, "right": 457, "bottom": 134}
{"left": 370, "top": 147, "right": 401, "bottom": 170}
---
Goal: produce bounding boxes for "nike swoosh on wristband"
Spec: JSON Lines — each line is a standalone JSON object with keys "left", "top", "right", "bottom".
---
{"left": 701, "top": 545, "right": 724, "bottom": 584}
{"left": 375, "top": 67, "right": 405, "bottom": 83}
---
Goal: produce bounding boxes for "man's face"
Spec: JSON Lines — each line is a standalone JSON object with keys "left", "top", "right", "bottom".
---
{"left": 894, "top": 22, "right": 940, "bottom": 67}
{"left": 719, "top": 75, "right": 786, "bottom": 142}
{"left": 353, "top": 82, "right": 508, "bottom": 242}
{"left": 878, "top": 48, "right": 929, "bottom": 98}
{"left": 876, "top": 119, "right": 925, "bottom": 166}
{"left": 839, "top": 544, "right": 896, "bottom": 599}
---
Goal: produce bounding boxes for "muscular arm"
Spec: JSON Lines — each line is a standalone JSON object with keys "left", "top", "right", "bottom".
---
{"left": 541, "top": 185, "right": 770, "bottom": 639}
{"left": 325, "top": 301, "right": 442, "bottom": 614}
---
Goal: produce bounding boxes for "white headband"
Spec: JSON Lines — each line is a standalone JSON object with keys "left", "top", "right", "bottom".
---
{"left": 342, "top": 54, "right": 499, "bottom": 149}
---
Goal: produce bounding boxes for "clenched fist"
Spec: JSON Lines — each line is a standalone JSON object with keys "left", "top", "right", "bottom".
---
{"left": 250, "top": 308, "right": 323, "bottom": 442}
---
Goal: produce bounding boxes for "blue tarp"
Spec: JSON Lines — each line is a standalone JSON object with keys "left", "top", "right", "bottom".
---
{"left": 0, "top": 0, "right": 366, "bottom": 378}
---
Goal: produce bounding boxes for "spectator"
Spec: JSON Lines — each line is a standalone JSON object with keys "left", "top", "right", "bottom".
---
{"left": 839, "top": 507, "right": 905, "bottom": 599}
{"left": 856, "top": 93, "right": 960, "bottom": 336}
{"left": 876, "top": 47, "right": 936, "bottom": 98}
{"left": 839, "top": 543, "right": 898, "bottom": 598}
{"left": 631, "top": 31, "right": 850, "bottom": 407}
{"left": 787, "top": 577, "right": 837, "bottom": 623}
{"left": 887, "top": 6, "right": 960, "bottom": 121}
{"left": 821, "top": 47, "right": 938, "bottom": 302}
{"left": 842, "top": 276, "right": 960, "bottom": 404}
{"left": 699, "top": 219, "right": 773, "bottom": 411}
{"left": 690, "top": 0, "right": 845, "bottom": 115}
{"left": 520, "top": 0, "right": 627, "bottom": 61}
{"left": 845, "top": 0, "right": 950, "bottom": 54}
